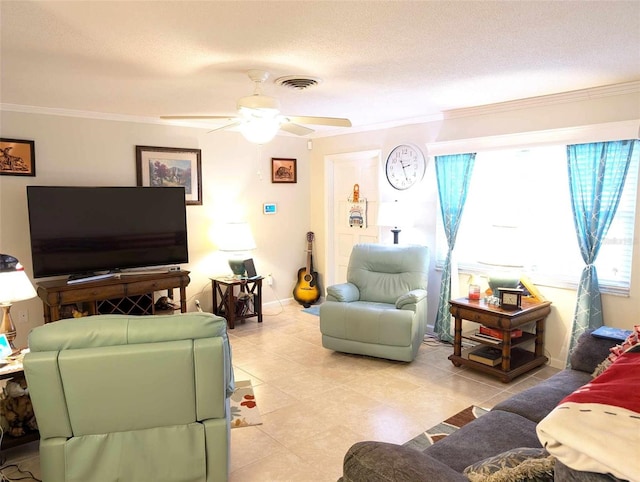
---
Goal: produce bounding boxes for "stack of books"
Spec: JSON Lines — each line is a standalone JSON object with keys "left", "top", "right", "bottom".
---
{"left": 468, "top": 346, "right": 503, "bottom": 366}
{"left": 480, "top": 326, "right": 523, "bottom": 339}
{"left": 468, "top": 326, "right": 523, "bottom": 344}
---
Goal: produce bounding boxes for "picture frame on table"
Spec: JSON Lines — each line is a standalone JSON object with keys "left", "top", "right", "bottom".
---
{"left": 136, "top": 145, "right": 202, "bottom": 205}
{"left": 271, "top": 158, "right": 297, "bottom": 184}
{"left": 1, "top": 138, "right": 36, "bottom": 176}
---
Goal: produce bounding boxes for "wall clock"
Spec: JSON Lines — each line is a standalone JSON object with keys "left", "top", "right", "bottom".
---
{"left": 385, "top": 144, "right": 426, "bottom": 190}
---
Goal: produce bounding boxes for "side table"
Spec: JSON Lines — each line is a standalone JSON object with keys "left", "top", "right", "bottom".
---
{"left": 0, "top": 360, "right": 40, "bottom": 449}
{"left": 211, "top": 277, "right": 263, "bottom": 329}
{"left": 448, "top": 297, "right": 552, "bottom": 382}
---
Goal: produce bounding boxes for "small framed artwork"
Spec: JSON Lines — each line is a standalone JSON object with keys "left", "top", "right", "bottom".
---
{"left": 271, "top": 158, "right": 297, "bottom": 184}
{"left": 136, "top": 145, "right": 202, "bottom": 205}
{"left": 0, "top": 138, "right": 36, "bottom": 176}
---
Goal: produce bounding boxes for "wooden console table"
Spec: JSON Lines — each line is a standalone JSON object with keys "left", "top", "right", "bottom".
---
{"left": 37, "top": 270, "right": 190, "bottom": 323}
{"left": 448, "top": 297, "right": 552, "bottom": 382}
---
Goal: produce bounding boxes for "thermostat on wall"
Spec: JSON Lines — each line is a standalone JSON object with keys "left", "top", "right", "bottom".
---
{"left": 263, "top": 203, "right": 277, "bottom": 215}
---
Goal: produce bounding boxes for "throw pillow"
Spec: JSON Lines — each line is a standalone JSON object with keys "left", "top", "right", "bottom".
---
{"left": 591, "top": 324, "right": 639, "bottom": 377}
{"left": 463, "top": 447, "right": 555, "bottom": 482}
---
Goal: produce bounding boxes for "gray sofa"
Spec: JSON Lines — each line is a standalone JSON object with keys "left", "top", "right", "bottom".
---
{"left": 340, "top": 330, "right": 622, "bottom": 481}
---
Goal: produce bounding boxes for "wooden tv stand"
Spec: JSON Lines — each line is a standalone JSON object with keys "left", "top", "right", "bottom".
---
{"left": 37, "top": 270, "right": 190, "bottom": 323}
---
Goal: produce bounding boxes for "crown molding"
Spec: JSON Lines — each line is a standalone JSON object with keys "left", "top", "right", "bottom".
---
{"left": 442, "top": 81, "right": 640, "bottom": 120}
{"left": 2, "top": 81, "right": 639, "bottom": 136}
{"left": 425, "top": 120, "right": 640, "bottom": 157}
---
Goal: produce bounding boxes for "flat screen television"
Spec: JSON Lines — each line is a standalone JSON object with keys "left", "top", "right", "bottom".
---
{"left": 27, "top": 186, "right": 189, "bottom": 279}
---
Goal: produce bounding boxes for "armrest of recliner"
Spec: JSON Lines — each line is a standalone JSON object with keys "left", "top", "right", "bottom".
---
{"left": 326, "top": 283, "right": 360, "bottom": 302}
{"left": 395, "top": 289, "right": 427, "bottom": 309}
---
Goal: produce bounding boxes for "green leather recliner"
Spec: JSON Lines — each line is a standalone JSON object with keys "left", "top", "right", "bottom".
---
{"left": 319, "top": 243, "right": 429, "bottom": 362}
{"left": 23, "top": 312, "right": 234, "bottom": 482}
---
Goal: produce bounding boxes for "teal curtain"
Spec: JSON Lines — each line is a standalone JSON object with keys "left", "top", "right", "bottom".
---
{"left": 434, "top": 153, "right": 476, "bottom": 342}
{"left": 566, "top": 139, "right": 637, "bottom": 363}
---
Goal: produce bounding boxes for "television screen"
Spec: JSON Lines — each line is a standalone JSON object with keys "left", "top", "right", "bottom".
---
{"left": 27, "top": 186, "right": 189, "bottom": 278}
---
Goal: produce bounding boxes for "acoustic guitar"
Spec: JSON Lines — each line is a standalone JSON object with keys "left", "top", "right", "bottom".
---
{"left": 293, "top": 232, "right": 321, "bottom": 307}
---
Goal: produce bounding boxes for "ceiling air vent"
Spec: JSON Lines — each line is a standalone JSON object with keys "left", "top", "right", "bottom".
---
{"left": 275, "top": 75, "right": 322, "bottom": 90}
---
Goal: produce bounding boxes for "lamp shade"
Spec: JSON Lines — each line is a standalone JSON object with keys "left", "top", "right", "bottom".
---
{"left": 478, "top": 225, "right": 524, "bottom": 297}
{"left": 0, "top": 254, "right": 37, "bottom": 304}
{"left": 377, "top": 200, "right": 413, "bottom": 228}
{"left": 218, "top": 223, "right": 257, "bottom": 252}
{"left": 217, "top": 223, "right": 257, "bottom": 276}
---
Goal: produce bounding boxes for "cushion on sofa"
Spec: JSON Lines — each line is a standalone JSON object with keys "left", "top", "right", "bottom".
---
{"left": 341, "top": 441, "right": 467, "bottom": 482}
{"left": 569, "top": 329, "right": 619, "bottom": 374}
{"left": 463, "top": 447, "right": 555, "bottom": 482}
{"left": 492, "top": 369, "right": 592, "bottom": 423}
{"left": 537, "top": 348, "right": 640, "bottom": 482}
{"left": 424, "top": 410, "right": 542, "bottom": 473}
{"left": 553, "top": 460, "right": 627, "bottom": 482}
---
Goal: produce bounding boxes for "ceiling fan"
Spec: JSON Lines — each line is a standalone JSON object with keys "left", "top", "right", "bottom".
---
{"left": 161, "top": 70, "right": 352, "bottom": 143}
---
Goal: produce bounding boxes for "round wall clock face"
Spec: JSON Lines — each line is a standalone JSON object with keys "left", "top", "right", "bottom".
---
{"left": 385, "top": 144, "right": 426, "bottom": 190}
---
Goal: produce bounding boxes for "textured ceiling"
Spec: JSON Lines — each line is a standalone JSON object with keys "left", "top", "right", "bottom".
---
{"left": 1, "top": 1, "right": 639, "bottom": 135}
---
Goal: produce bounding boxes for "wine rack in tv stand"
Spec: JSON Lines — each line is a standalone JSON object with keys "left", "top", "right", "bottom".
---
{"left": 37, "top": 270, "right": 191, "bottom": 323}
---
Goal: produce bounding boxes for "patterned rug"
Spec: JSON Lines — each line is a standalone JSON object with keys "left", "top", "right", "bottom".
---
{"left": 229, "top": 380, "right": 262, "bottom": 428}
{"left": 403, "top": 405, "right": 489, "bottom": 451}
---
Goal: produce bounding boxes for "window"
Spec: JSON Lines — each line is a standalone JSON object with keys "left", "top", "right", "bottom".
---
{"left": 435, "top": 143, "right": 639, "bottom": 295}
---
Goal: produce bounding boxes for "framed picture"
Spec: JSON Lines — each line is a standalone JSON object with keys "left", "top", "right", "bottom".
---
{"left": 271, "top": 158, "right": 297, "bottom": 184}
{"left": 0, "top": 138, "right": 36, "bottom": 176}
{"left": 136, "top": 145, "right": 202, "bottom": 205}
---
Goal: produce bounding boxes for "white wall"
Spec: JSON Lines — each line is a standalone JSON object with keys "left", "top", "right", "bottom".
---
{"left": 310, "top": 88, "right": 640, "bottom": 368}
{"left": 0, "top": 110, "right": 310, "bottom": 347}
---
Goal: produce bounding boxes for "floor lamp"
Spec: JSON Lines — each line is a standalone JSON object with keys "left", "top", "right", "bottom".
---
{"left": 0, "top": 254, "right": 37, "bottom": 349}
{"left": 378, "top": 200, "right": 411, "bottom": 244}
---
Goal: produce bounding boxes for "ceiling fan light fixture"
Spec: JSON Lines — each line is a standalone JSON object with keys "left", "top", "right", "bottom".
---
{"left": 238, "top": 94, "right": 281, "bottom": 112}
{"left": 239, "top": 117, "right": 281, "bottom": 144}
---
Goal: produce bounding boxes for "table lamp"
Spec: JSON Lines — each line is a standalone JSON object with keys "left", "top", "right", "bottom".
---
{"left": 0, "top": 254, "right": 37, "bottom": 348}
{"left": 479, "top": 224, "right": 524, "bottom": 301}
{"left": 218, "top": 223, "right": 257, "bottom": 277}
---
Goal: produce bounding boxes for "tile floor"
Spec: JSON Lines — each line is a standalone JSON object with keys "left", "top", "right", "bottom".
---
{"left": 0, "top": 301, "right": 559, "bottom": 481}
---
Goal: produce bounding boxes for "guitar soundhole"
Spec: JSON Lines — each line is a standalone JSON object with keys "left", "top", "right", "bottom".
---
{"left": 304, "top": 274, "right": 312, "bottom": 282}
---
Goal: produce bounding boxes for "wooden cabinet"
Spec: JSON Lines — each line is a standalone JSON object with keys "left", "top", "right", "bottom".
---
{"left": 448, "top": 297, "right": 552, "bottom": 382}
{"left": 37, "top": 270, "right": 190, "bottom": 323}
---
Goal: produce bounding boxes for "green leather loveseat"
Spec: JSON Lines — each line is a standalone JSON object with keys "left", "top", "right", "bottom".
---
{"left": 24, "top": 312, "right": 234, "bottom": 482}
{"left": 319, "top": 243, "right": 430, "bottom": 362}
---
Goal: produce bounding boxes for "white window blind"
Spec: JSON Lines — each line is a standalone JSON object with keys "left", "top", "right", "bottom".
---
{"left": 435, "top": 143, "right": 639, "bottom": 295}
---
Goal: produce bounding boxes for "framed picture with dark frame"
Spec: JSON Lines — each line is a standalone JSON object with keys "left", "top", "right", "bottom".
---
{"left": 136, "top": 145, "right": 202, "bottom": 205}
{"left": 0, "top": 138, "right": 36, "bottom": 176}
{"left": 271, "top": 158, "right": 297, "bottom": 184}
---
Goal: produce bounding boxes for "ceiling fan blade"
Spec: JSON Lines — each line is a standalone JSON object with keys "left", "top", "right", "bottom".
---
{"left": 285, "top": 115, "right": 352, "bottom": 127}
{"left": 280, "top": 122, "right": 314, "bottom": 136}
{"left": 161, "top": 115, "right": 236, "bottom": 120}
{"left": 207, "top": 121, "right": 242, "bottom": 134}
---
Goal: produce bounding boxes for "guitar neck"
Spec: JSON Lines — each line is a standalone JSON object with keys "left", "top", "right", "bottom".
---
{"left": 306, "top": 242, "right": 313, "bottom": 272}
